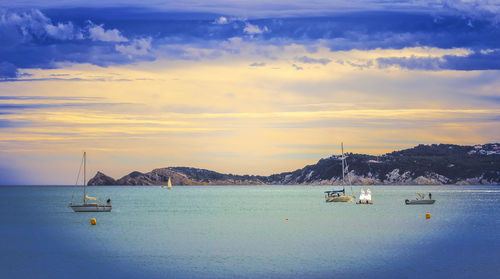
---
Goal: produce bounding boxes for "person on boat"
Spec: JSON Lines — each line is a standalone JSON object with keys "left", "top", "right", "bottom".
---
{"left": 429, "top": 193, "right": 432, "bottom": 200}
{"left": 107, "top": 198, "right": 111, "bottom": 205}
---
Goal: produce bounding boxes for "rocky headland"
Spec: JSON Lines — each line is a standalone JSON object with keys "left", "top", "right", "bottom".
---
{"left": 88, "top": 143, "right": 500, "bottom": 186}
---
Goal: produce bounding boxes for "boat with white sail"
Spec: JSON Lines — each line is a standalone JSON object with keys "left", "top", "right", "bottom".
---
{"left": 325, "top": 143, "right": 355, "bottom": 202}
{"left": 356, "top": 188, "right": 373, "bottom": 204}
{"left": 161, "top": 177, "right": 173, "bottom": 189}
{"left": 69, "top": 152, "right": 112, "bottom": 212}
{"left": 405, "top": 192, "right": 435, "bottom": 205}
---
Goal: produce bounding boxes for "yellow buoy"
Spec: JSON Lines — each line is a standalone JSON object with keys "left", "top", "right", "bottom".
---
{"left": 90, "top": 218, "right": 97, "bottom": 225}
{"left": 426, "top": 213, "right": 431, "bottom": 219}
{"left": 285, "top": 218, "right": 288, "bottom": 220}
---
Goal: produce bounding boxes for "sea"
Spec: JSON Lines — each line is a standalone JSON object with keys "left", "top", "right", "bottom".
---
{"left": 0, "top": 185, "right": 498, "bottom": 279}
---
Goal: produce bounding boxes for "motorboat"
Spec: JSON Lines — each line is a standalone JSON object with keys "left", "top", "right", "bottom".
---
{"left": 405, "top": 192, "right": 435, "bottom": 205}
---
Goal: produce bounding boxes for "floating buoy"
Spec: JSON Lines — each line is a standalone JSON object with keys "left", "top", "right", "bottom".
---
{"left": 426, "top": 213, "right": 431, "bottom": 219}
{"left": 285, "top": 218, "right": 288, "bottom": 221}
{"left": 90, "top": 218, "right": 97, "bottom": 225}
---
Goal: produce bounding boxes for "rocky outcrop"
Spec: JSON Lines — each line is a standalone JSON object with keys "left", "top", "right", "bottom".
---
{"left": 88, "top": 143, "right": 500, "bottom": 186}
{"left": 89, "top": 167, "right": 267, "bottom": 186}
{"left": 88, "top": 171, "right": 117, "bottom": 186}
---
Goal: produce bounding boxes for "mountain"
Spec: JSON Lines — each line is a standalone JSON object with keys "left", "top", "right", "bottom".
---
{"left": 87, "top": 143, "right": 500, "bottom": 186}
{"left": 88, "top": 167, "right": 268, "bottom": 186}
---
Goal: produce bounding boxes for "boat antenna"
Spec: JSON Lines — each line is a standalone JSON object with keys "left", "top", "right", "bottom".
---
{"left": 72, "top": 153, "right": 84, "bottom": 203}
{"left": 341, "top": 142, "right": 345, "bottom": 191}
{"left": 346, "top": 159, "right": 353, "bottom": 194}
{"left": 83, "top": 151, "right": 86, "bottom": 204}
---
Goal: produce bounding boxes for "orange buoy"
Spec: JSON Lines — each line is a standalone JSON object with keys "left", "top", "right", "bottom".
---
{"left": 426, "top": 213, "right": 431, "bottom": 219}
{"left": 285, "top": 218, "right": 288, "bottom": 220}
{"left": 90, "top": 218, "right": 97, "bottom": 225}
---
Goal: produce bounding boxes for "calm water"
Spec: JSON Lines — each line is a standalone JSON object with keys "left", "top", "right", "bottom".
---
{"left": 0, "top": 185, "right": 498, "bottom": 279}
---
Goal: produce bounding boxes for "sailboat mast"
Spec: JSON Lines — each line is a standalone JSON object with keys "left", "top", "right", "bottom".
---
{"left": 83, "top": 151, "right": 86, "bottom": 204}
{"left": 341, "top": 142, "right": 345, "bottom": 190}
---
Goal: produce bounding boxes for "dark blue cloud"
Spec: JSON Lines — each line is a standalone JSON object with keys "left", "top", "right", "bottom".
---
{"left": 0, "top": 119, "right": 26, "bottom": 128}
{"left": 296, "top": 56, "right": 331, "bottom": 65}
{"left": 1, "top": 7, "right": 499, "bottom": 78}
{"left": 478, "top": 95, "right": 500, "bottom": 104}
{"left": 0, "top": 8, "right": 155, "bottom": 78}
{"left": 249, "top": 62, "right": 266, "bottom": 67}
{"left": 0, "top": 101, "right": 126, "bottom": 112}
{"left": 0, "top": 96, "right": 103, "bottom": 100}
{"left": 0, "top": 62, "right": 18, "bottom": 78}
{"left": 377, "top": 49, "right": 500, "bottom": 71}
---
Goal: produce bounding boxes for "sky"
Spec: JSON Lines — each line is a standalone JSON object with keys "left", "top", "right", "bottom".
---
{"left": 0, "top": 0, "right": 499, "bottom": 184}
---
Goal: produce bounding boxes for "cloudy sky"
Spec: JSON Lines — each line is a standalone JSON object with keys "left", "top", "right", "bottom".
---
{"left": 0, "top": 0, "right": 499, "bottom": 184}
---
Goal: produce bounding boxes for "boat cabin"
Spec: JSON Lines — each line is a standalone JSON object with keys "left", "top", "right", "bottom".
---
{"left": 325, "top": 189, "right": 345, "bottom": 197}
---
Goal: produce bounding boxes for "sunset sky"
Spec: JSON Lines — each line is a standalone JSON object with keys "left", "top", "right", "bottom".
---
{"left": 1, "top": 0, "right": 499, "bottom": 184}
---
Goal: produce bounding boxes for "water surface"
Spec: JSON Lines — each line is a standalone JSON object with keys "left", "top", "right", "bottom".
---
{"left": 0, "top": 185, "right": 498, "bottom": 278}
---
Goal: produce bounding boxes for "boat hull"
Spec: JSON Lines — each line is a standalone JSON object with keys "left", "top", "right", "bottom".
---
{"left": 405, "top": 199, "right": 435, "bottom": 205}
{"left": 356, "top": 201, "right": 373, "bottom": 205}
{"left": 326, "top": 195, "right": 355, "bottom": 202}
{"left": 70, "top": 203, "right": 112, "bottom": 212}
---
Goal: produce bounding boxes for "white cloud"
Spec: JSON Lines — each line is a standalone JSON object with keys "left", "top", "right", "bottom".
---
{"left": 0, "top": 9, "right": 82, "bottom": 41}
{"left": 214, "top": 16, "right": 228, "bottom": 24}
{"left": 88, "top": 21, "right": 128, "bottom": 42}
{"left": 45, "top": 22, "right": 82, "bottom": 40}
{"left": 115, "top": 37, "right": 152, "bottom": 56}
{"left": 479, "top": 48, "right": 495, "bottom": 55}
{"left": 243, "top": 23, "right": 268, "bottom": 35}
{"left": 441, "top": 0, "right": 500, "bottom": 24}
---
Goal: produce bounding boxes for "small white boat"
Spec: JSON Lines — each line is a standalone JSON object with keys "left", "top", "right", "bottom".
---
{"left": 161, "top": 177, "right": 173, "bottom": 189}
{"left": 69, "top": 152, "right": 111, "bottom": 212}
{"left": 356, "top": 188, "right": 373, "bottom": 204}
{"left": 405, "top": 192, "right": 435, "bottom": 205}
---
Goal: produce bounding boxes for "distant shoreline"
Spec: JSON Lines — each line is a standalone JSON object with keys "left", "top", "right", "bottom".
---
{"left": 87, "top": 143, "right": 500, "bottom": 186}
{"left": 1, "top": 184, "right": 499, "bottom": 187}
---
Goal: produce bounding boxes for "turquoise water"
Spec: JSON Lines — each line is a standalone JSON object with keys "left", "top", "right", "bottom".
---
{"left": 0, "top": 185, "right": 498, "bottom": 278}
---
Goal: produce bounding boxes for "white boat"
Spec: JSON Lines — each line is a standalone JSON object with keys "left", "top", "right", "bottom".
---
{"left": 405, "top": 192, "right": 435, "bottom": 205}
{"left": 325, "top": 143, "right": 355, "bottom": 202}
{"left": 161, "top": 177, "right": 173, "bottom": 189}
{"left": 69, "top": 152, "right": 112, "bottom": 212}
{"left": 167, "top": 177, "right": 172, "bottom": 190}
{"left": 356, "top": 188, "right": 373, "bottom": 204}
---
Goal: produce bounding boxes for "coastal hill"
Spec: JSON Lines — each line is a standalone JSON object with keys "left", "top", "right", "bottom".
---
{"left": 88, "top": 143, "right": 500, "bottom": 186}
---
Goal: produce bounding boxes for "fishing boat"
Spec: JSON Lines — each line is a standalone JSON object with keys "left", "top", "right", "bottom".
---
{"left": 405, "top": 192, "right": 435, "bottom": 205}
{"left": 356, "top": 188, "right": 373, "bottom": 204}
{"left": 69, "top": 152, "right": 112, "bottom": 212}
{"left": 325, "top": 143, "right": 355, "bottom": 202}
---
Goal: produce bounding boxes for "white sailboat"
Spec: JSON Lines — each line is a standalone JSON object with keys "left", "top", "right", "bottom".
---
{"left": 325, "top": 143, "right": 355, "bottom": 202}
{"left": 357, "top": 188, "right": 373, "bottom": 204}
{"left": 161, "top": 177, "right": 173, "bottom": 189}
{"left": 69, "top": 152, "right": 112, "bottom": 212}
{"left": 167, "top": 177, "right": 172, "bottom": 190}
